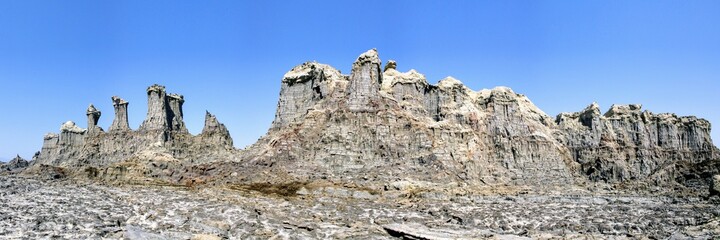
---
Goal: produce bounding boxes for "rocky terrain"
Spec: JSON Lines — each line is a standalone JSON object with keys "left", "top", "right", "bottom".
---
{"left": 2, "top": 49, "right": 720, "bottom": 238}
{"left": 1, "top": 175, "right": 718, "bottom": 239}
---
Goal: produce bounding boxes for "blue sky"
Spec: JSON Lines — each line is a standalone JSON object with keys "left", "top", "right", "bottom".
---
{"left": 0, "top": 1, "right": 718, "bottom": 161}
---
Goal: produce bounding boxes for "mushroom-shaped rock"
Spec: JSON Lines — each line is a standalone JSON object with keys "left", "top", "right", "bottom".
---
{"left": 384, "top": 60, "right": 397, "bottom": 72}
{"left": 86, "top": 104, "right": 102, "bottom": 133}
{"left": 60, "top": 121, "right": 86, "bottom": 134}
{"left": 109, "top": 96, "right": 130, "bottom": 132}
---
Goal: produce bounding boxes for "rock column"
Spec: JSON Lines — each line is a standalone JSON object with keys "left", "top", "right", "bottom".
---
{"left": 347, "top": 49, "right": 382, "bottom": 112}
{"left": 109, "top": 96, "right": 130, "bottom": 132}
{"left": 139, "top": 84, "right": 169, "bottom": 131}
{"left": 167, "top": 93, "right": 187, "bottom": 132}
{"left": 86, "top": 104, "right": 102, "bottom": 133}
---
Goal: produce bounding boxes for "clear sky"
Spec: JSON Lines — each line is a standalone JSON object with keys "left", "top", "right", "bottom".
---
{"left": 0, "top": 1, "right": 718, "bottom": 161}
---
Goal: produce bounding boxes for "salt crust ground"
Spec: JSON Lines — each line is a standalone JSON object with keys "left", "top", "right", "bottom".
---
{"left": 0, "top": 176, "right": 719, "bottom": 239}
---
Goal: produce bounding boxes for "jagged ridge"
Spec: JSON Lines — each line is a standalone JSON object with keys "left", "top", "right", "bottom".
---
{"left": 18, "top": 49, "right": 720, "bottom": 193}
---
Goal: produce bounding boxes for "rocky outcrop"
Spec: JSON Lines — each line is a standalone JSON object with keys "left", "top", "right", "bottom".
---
{"left": 556, "top": 103, "right": 716, "bottom": 184}
{"left": 167, "top": 94, "right": 187, "bottom": 133}
{"left": 2, "top": 155, "right": 29, "bottom": 172}
{"left": 109, "top": 96, "right": 130, "bottom": 132}
{"left": 139, "top": 84, "right": 169, "bottom": 131}
{"left": 31, "top": 85, "right": 235, "bottom": 175}
{"left": 86, "top": 104, "right": 102, "bottom": 134}
{"left": 346, "top": 49, "right": 383, "bottom": 112}
{"left": 200, "top": 111, "right": 233, "bottom": 147}
{"left": 271, "top": 62, "right": 346, "bottom": 130}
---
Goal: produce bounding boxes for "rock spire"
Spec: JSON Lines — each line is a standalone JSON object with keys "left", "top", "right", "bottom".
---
{"left": 86, "top": 104, "right": 102, "bottom": 133}
{"left": 347, "top": 48, "right": 383, "bottom": 112}
{"left": 109, "top": 96, "right": 130, "bottom": 132}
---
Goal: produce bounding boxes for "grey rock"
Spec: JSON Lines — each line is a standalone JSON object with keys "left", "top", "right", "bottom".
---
{"left": 2, "top": 155, "right": 29, "bottom": 172}
{"left": 124, "top": 225, "right": 170, "bottom": 240}
{"left": 30, "top": 85, "right": 236, "bottom": 181}
{"left": 556, "top": 103, "right": 716, "bottom": 184}
{"left": 109, "top": 96, "right": 130, "bottom": 132}
{"left": 86, "top": 104, "right": 102, "bottom": 134}
{"left": 167, "top": 94, "right": 187, "bottom": 133}
{"left": 22, "top": 49, "right": 720, "bottom": 195}
{"left": 199, "top": 111, "right": 234, "bottom": 148}
{"left": 347, "top": 48, "right": 383, "bottom": 112}
{"left": 711, "top": 175, "right": 720, "bottom": 196}
{"left": 140, "top": 84, "right": 169, "bottom": 131}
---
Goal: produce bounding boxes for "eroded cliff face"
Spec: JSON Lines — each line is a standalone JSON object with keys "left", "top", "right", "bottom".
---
{"left": 26, "top": 49, "right": 719, "bottom": 192}
{"left": 556, "top": 103, "right": 716, "bottom": 184}
{"left": 237, "top": 49, "right": 717, "bottom": 190}
{"left": 240, "top": 49, "right": 578, "bottom": 187}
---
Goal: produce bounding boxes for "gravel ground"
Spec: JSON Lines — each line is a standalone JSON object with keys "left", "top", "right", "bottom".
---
{"left": 0, "top": 176, "right": 718, "bottom": 239}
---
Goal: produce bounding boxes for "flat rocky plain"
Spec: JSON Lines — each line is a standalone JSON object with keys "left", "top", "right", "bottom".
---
{"left": 0, "top": 176, "right": 718, "bottom": 239}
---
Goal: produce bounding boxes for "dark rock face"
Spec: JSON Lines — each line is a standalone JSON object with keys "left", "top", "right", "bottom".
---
{"left": 25, "top": 49, "right": 719, "bottom": 194}
{"left": 167, "top": 94, "right": 187, "bottom": 133}
{"left": 2, "top": 155, "right": 29, "bottom": 172}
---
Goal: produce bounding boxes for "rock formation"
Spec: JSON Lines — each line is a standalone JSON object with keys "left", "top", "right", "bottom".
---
{"left": 86, "top": 104, "right": 102, "bottom": 133}
{"left": 556, "top": 103, "right": 716, "bottom": 183}
{"left": 237, "top": 49, "right": 717, "bottom": 190}
{"left": 2, "top": 155, "right": 29, "bottom": 172}
{"left": 167, "top": 94, "right": 187, "bottom": 133}
{"left": 31, "top": 85, "right": 235, "bottom": 175}
{"left": 23, "top": 49, "right": 719, "bottom": 194}
{"left": 139, "top": 84, "right": 169, "bottom": 131}
{"left": 346, "top": 48, "right": 383, "bottom": 112}
{"left": 109, "top": 96, "right": 130, "bottom": 132}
